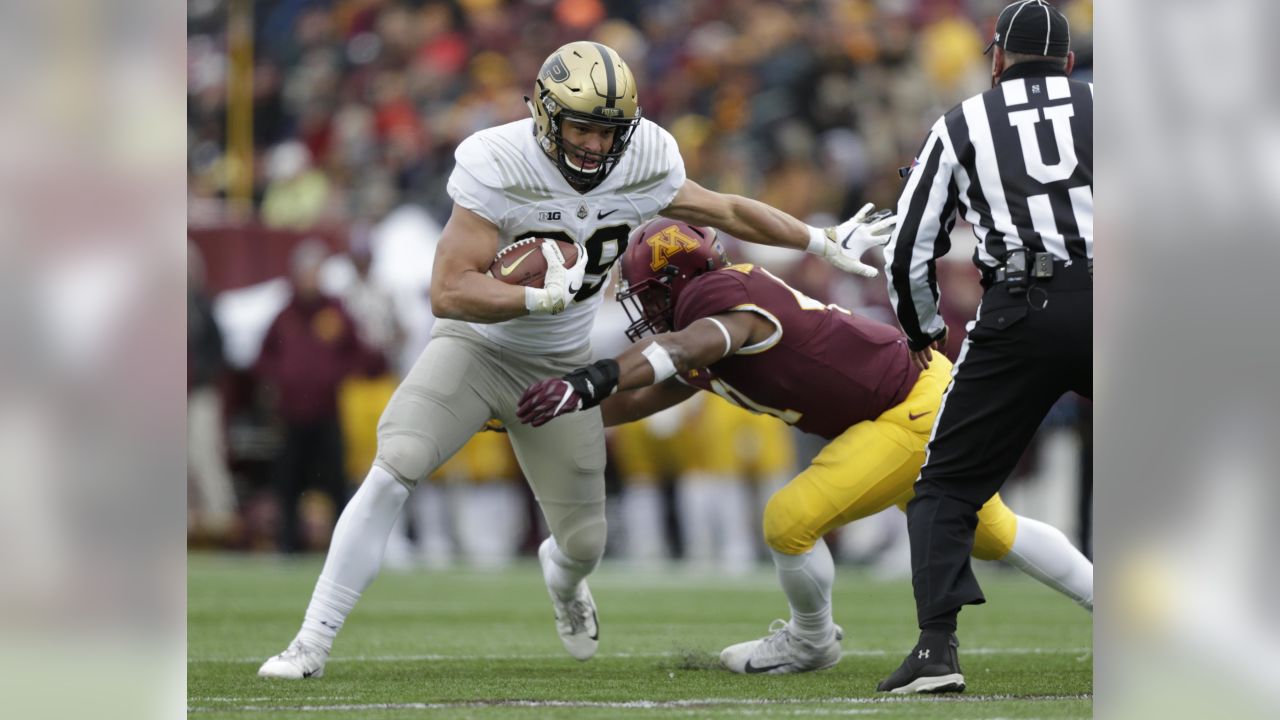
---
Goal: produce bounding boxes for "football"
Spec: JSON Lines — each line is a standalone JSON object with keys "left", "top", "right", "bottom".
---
{"left": 487, "top": 238, "right": 581, "bottom": 288}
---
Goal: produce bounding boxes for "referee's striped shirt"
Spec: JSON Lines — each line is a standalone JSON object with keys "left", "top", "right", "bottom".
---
{"left": 884, "top": 62, "right": 1093, "bottom": 348}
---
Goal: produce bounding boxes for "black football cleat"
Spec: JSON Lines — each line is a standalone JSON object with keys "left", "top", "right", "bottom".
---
{"left": 876, "top": 630, "right": 966, "bottom": 694}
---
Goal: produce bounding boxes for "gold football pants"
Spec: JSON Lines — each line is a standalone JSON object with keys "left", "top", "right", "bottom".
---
{"left": 762, "top": 355, "right": 1018, "bottom": 560}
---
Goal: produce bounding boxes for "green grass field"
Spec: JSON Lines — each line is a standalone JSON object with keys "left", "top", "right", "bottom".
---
{"left": 188, "top": 552, "right": 1091, "bottom": 719}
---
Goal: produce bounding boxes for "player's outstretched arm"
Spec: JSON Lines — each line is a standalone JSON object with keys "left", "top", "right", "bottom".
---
{"left": 516, "top": 313, "right": 763, "bottom": 427}
{"left": 660, "top": 180, "right": 897, "bottom": 278}
{"left": 600, "top": 379, "right": 697, "bottom": 428}
{"left": 431, "top": 204, "right": 549, "bottom": 323}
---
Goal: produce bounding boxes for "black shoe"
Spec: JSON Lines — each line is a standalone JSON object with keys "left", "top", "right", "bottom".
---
{"left": 876, "top": 631, "right": 965, "bottom": 694}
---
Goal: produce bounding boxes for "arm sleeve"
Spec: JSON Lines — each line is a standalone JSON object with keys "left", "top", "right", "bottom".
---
{"left": 883, "top": 117, "right": 960, "bottom": 350}
{"left": 672, "top": 272, "right": 751, "bottom": 332}
{"left": 445, "top": 135, "right": 510, "bottom": 226}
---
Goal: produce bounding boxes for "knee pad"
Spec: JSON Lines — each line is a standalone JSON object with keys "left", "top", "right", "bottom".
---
{"left": 374, "top": 432, "right": 439, "bottom": 488}
{"left": 549, "top": 505, "right": 607, "bottom": 564}
{"left": 762, "top": 490, "right": 818, "bottom": 555}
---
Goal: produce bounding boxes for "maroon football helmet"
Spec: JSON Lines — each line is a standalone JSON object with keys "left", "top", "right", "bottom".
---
{"left": 617, "top": 218, "right": 731, "bottom": 342}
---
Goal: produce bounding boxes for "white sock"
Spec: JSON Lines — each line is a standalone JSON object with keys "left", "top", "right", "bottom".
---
{"left": 772, "top": 538, "right": 836, "bottom": 641}
{"left": 542, "top": 536, "right": 599, "bottom": 602}
{"left": 1004, "top": 515, "right": 1094, "bottom": 612}
{"left": 297, "top": 466, "right": 411, "bottom": 652}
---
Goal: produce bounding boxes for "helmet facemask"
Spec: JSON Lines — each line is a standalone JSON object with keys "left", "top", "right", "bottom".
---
{"left": 617, "top": 268, "right": 678, "bottom": 342}
{"left": 537, "top": 88, "right": 640, "bottom": 189}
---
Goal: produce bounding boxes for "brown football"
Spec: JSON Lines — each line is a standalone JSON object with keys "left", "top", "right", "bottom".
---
{"left": 486, "top": 238, "right": 581, "bottom": 288}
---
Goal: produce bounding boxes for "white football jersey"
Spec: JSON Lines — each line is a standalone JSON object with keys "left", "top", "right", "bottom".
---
{"left": 446, "top": 118, "right": 685, "bottom": 353}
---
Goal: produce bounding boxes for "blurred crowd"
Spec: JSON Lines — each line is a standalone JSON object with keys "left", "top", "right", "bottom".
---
{"left": 187, "top": 0, "right": 1093, "bottom": 568}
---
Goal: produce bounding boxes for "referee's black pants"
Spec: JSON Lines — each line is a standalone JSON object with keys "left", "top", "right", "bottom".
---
{"left": 907, "top": 263, "right": 1092, "bottom": 629}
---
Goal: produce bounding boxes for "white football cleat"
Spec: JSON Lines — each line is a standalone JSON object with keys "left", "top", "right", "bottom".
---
{"left": 537, "top": 538, "right": 599, "bottom": 661}
{"left": 257, "top": 639, "right": 329, "bottom": 679}
{"left": 720, "top": 619, "right": 843, "bottom": 675}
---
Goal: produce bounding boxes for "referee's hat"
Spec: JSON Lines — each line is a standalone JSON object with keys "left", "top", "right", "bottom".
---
{"left": 984, "top": 0, "right": 1071, "bottom": 58}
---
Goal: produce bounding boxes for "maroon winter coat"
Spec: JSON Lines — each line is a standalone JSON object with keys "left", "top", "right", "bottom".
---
{"left": 255, "top": 295, "right": 385, "bottom": 425}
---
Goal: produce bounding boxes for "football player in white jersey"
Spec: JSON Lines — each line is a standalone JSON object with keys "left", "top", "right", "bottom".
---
{"left": 259, "top": 40, "right": 898, "bottom": 679}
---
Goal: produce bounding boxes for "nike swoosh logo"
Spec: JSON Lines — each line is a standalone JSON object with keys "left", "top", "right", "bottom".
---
{"left": 840, "top": 231, "right": 858, "bottom": 250}
{"left": 589, "top": 608, "right": 599, "bottom": 641}
{"left": 744, "top": 659, "right": 790, "bottom": 674}
{"left": 499, "top": 248, "right": 538, "bottom": 276}
{"left": 597, "top": 209, "right": 618, "bottom": 219}
{"left": 908, "top": 411, "right": 931, "bottom": 421}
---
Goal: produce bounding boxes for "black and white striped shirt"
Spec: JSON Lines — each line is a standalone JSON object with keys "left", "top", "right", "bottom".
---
{"left": 884, "top": 61, "right": 1093, "bottom": 347}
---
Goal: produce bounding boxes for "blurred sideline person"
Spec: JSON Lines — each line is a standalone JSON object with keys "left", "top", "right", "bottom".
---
{"left": 878, "top": 2, "right": 1094, "bottom": 694}
{"left": 255, "top": 240, "right": 385, "bottom": 553}
{"left": 442, "top": 428, "right": 525, "bottom": 569}
{"left": 517, "top": 219, "right": 1092, "bottom": 676}
{"left": 335, "top": 235, "right": 401, "bottom": 489}
{"left": 676, "top": 393, "right": 793, "bottom": 573}
{"left": 611, "top": 404, "right": 686, "bottom": 565}
{"left": 613, "top": 393, "right": 791, "bottom": 571}
{"left": 187, "top": 241, "right": 237, "bottom": 540}
{"left": 258, "top": 41, "right": 897, "bottom": 679}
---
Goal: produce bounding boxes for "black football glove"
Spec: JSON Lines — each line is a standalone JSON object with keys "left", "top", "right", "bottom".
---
{"left": 517, "top": 359, "right": 620, "bottom": 427}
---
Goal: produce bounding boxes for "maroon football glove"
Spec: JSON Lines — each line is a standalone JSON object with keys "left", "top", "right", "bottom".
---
{"left": 517, "top": 378, "right": 583, "bottom": 427}
{"left": 517, "top": 360, "right": 621, "bottom": 427}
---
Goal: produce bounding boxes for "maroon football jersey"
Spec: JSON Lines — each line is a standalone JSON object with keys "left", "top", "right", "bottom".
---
{"left": 673, "top": 264, "right": 920, "bottom": 439}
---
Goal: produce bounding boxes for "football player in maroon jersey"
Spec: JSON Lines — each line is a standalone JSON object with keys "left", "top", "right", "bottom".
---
{"left": 518, "top": 218, "right": 1093, "bottom": 675}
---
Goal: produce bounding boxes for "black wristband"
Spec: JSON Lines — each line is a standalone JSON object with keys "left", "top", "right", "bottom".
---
{"left": 563, "top": 359, "right": 620, "bottom": 409}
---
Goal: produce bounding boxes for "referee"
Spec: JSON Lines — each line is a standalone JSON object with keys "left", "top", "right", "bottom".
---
{"left": 877, "top": 0, "right": 1093, "bottom": 694}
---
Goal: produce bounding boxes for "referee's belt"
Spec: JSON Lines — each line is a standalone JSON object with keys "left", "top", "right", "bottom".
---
{"left": 984, "top": 253, "right": 1092, "bottom": 291}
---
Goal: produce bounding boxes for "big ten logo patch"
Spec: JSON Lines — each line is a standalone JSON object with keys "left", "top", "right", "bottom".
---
{"left": 646, "top": 224, "right": 701, "bottom": 271}
{"left": 539, "top": 211, "right": 562, "bottom": 221}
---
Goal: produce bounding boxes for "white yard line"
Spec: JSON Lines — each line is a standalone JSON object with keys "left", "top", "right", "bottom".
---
{"left": 191, "top": 647, "right": 1092, "bottom": 663}
{"left": 189, "top": 694, "right": 1092, "bottom": 713}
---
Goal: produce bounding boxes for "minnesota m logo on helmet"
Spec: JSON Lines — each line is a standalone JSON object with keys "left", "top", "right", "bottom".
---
{"left": 647, "top": 225, "right": 702, "bottom": 271}
{"left": 526, "top": 41, "right": 642, "bottom": 190}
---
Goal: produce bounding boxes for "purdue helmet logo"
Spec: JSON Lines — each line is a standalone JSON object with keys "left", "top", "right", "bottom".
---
{"left": 541, "top": 55, "right": 570, "bottom": 83}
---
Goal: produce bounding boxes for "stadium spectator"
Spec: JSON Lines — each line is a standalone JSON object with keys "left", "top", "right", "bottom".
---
{"left": 261, "top": 141, "right": 335, "bottom": 230}
{"left": 187, "top": 241, "right": 237, "bottom": 541}
{"left": 256, "top": 239, "right": 385, "bottom": 553}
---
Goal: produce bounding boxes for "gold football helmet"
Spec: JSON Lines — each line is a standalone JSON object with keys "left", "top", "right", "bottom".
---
{"left": 526, "top": 41, "right": 642, "bottom": 190}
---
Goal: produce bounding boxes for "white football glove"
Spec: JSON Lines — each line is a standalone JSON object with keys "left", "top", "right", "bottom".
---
{"left": 524, "top": 240, "right": 587, "bottom": 315}
{"left": 807, "top": 203, "right": 898, "bottom": 278}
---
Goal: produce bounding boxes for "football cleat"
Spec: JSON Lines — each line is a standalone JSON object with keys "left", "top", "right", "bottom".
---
{"left": 876, "top": 631, "right": 965, "bottom": 694}
{"left": 257, "top": 638, "right": 329, "bottom": 680}
{"left": 537, "top": 538, "right": 599, "bottom": 661}
{"left": 720, "top": 619, "right": 843, "bottom": 675}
